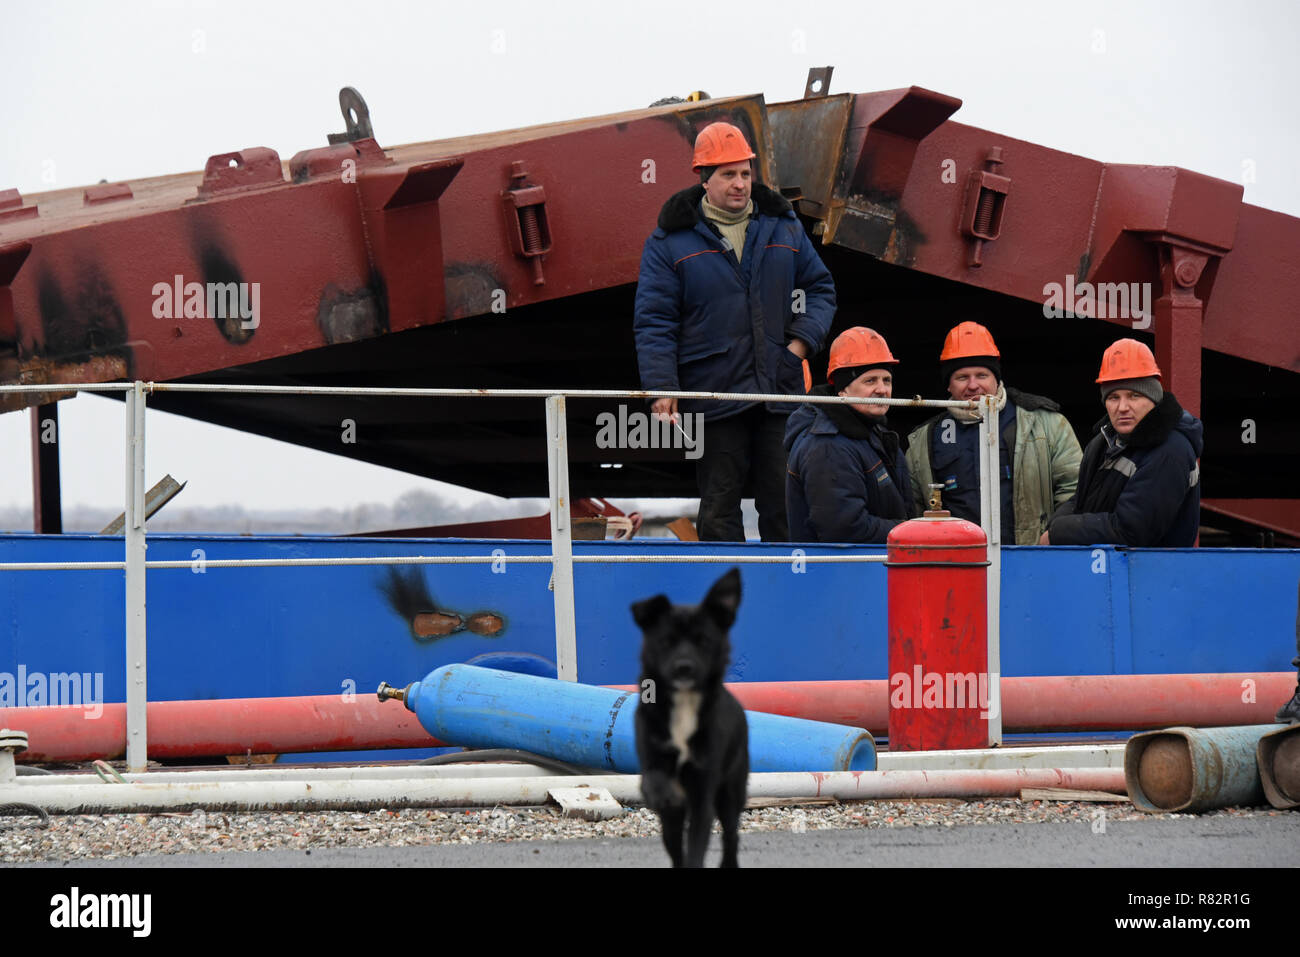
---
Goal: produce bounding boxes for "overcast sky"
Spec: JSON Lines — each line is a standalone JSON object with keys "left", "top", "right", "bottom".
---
{"left": 2, "top": 0, "right": 1296, "bottom": 517}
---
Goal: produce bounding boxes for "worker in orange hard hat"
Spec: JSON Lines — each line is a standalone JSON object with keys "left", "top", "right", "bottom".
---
{"left": 1043, "top": 339, "right": 1203, "bottom": 547}
{"left": 905, "top": 321, "right": 1082, "bottom": 544}
{"left": 783, "top": 328, "right": 915, "bottom": 543}
{"left": 633, "top": 120, "right": 836, "bottom": 542}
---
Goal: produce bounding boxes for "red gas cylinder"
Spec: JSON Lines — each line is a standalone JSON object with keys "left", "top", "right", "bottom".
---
{"left": 886, "top": 506, "right": 988, "bottom": 751}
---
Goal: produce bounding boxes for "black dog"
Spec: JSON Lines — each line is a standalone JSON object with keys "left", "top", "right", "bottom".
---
{"left": 632, "top": 568, "right": 749, "bottom": 868}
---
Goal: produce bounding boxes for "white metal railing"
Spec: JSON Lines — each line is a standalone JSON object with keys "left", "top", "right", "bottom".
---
{"left": 0, "top": 382, "right": 1002, "bottom": 768}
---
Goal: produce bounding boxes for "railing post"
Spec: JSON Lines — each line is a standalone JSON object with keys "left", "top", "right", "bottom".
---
{"left": 545, "top": 395, "right": 578, "bottom": 681}
{"left": 124, "top": 381, "right": 148, "bottom": 772}
{"left": 978, "top": 393, "right": 1002, "bottom": 745}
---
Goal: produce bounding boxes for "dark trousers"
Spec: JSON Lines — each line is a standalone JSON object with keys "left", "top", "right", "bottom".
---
{"left": 1293, "top": 580, "right": 1299, "bottom": 670}
{"left": 695, "top": 406, "right": 789, "bottom": 543}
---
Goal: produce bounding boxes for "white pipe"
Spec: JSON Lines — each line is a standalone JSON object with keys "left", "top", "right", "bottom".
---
{"left": 546, "top": 395, "right": 579, "bottom": 682}
{"left": 0, "top": 768, "right": 1125, "bottom": 814}
{"left": 0, "top": 381, "right": 979, "bottom": 410}
{"left": 875, "top": 744, "right": 1124, "bottom": 771}
{"left": 983, "top": 392, "right": 1003, "bottom": 745}
{"left": 13, "top": 747, "right": 1126, "bottom": 787}
{"left": 0, "top": 554, "right": 890, "bottom": 572}
{"left": 11, "top": 762, "right": 567, "bottom": 786}
{"left": 0, "top": 383, "right": 132, "bottom": 394}
{"left": 124, "top": 381, "right": 148, "bottom": 774}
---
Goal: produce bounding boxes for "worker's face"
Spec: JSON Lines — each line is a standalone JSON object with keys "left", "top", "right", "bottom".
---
{"left": 1105, "top": 389, "right": 1156, "bottom": 436}
{"left": 703, "top": 161, "right": 752, "bottom": 212}
{"left": 841, "top": 368, "right": 893, "bottom": 418}
{"left": 947, "top": 366, "right": 998, "bottom": 401}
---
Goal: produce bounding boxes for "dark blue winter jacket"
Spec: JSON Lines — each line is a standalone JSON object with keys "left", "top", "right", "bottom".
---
{"left": 784, "top": 387, "right": 915, "bottom": 544}
{"left": 1047, "top": 392, "right": 1203, "bottom": 547}
{"left": 633, "top": 183, "right": 835, "bottom": 420}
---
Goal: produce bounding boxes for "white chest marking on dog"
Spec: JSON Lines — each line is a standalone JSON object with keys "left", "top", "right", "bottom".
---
{"left": 670, "top": 690, "right": 701, "bottom": 767}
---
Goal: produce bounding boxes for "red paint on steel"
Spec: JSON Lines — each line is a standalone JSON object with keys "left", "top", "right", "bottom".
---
{"left": 353, "top": 496, "right": 625, "bottom": 539}
{"left": 10, "top": 672, "right": 1291, "bottom": 763}
{"left": 1152, "top": 242, "right": 1211, "bottom": 416}
{"left": 612, "top": 672, "right": 1295, "bottom": 735}
{"left": 771, "top": 93, "right": 1297, "bottom": 376}
{"left": 7, "top": 694, "right": 443, "bottom": 762}
{"left": 886, "top": 516, "right": 989, "bottom": 750}
{"left": 0, "top": 97, "right": 768, "bottom": 399}
{"left": 1202, "top": 499, "right": 1300, "bottom": 541}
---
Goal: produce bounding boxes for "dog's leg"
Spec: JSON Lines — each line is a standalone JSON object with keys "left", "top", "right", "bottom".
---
{"left": 683, "top": 775, "right": 715, "bottom": 868}
{"left": 659, "top": 803, "right": 686, "bottom": 868}
{"left": 716, "top": 785, "right": 742, "bottom": 868}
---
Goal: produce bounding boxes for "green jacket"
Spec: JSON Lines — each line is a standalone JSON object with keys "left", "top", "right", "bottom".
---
{"left": 905, "top": 388, "right": 1082, "bottom": 545}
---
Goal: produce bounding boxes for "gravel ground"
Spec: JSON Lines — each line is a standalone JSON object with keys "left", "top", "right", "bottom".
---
{"left": 0, "top": 796, "right": 1287, "bottom": 864}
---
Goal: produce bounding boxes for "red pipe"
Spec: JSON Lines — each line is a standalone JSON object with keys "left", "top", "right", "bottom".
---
{"left": 4, "top": 673, "right": 1290, "bottom": 762}
{"left": 615, "top": 672, "right": 1296, "bottom": 736}
{"left": 4, "top": 695, "right": 443, "bottom": 762}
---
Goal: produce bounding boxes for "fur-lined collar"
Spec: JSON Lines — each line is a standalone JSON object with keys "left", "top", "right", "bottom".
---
{"left": 809, "top": 384, "right": 904, "bottom": 447}
{"left": 1094, "top": 391, "right": 1189, "bottom": 452}
{"left": 657, "top": 183, "right": 792, "bottom": 232}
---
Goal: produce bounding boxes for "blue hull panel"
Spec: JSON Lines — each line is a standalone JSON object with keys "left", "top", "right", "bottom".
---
{"left": 1, "top": 535, "right": 1297, "bottom": 709}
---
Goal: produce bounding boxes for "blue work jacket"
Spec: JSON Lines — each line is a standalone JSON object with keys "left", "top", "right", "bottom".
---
{"left": 633, "top": 183, "right": 836, "bottom": 420}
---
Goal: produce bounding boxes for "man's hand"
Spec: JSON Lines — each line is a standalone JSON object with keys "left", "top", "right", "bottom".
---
{"left": 651, "top": 397, "right": 679, "bottom": 422}
{"left": 1038, "top": 530, "right": 1051, "bottom": 545}
{"left": 786, "top": 339, "right": 809, "bottom": 359}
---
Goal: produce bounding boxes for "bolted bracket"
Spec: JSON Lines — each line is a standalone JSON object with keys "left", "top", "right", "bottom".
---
{"left": 961, "top": 147, "right": 1011, "bottom": 267}
{"left": 804, "top": 66, "right": 834, "bottom": 98}
{"left": 195, "top": 148, "right": 285, "bottom": 200}
{"left": 0, "top": 728, "right": 29, "bottom": 783}
{"left": 0, "top": 188, "right": 37, "bottom": 223}
{"left": 502, "top": 161, "right": 552, "bottom": 286}
{"left": 328, "top": 87, "right": 376, "bottom": 145}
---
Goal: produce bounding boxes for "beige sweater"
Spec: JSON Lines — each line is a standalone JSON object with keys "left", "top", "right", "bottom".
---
{"left": 701, "top": 196, "right": 753, "bottom": 262}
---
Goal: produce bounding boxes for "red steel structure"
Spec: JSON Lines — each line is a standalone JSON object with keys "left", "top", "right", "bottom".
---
{"left": 2, "top": 77, "right": 1296, "bottom": 540}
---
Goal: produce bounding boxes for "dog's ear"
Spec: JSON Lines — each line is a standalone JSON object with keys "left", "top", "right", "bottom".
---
{"left": 703, "top": 568, "right": 741, "bottom": 629}
{"left": 631, "top": 594, "right": 672, "bottom": 631}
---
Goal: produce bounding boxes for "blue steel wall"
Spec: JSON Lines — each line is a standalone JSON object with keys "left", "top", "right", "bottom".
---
{"left": 1, "top": 534, "right": 1297, "bottom": 707}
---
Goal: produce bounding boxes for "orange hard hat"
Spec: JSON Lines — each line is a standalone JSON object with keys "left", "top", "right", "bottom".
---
{"left": 939, "top": 321, "right": 1000, "bottom": 361}
{"left": 691, "top": 122, "right": 756, "bottom": 172}
{"left": 1096, "top": 339, "right": 1161, "bottom": 383}
{"left": 827, "top": 327, "right": 898, "bottom": 383}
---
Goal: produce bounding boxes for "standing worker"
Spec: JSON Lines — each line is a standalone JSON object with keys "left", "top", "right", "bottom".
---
{"left": 905, "top": 321, "right": 1082, "bottom": 544}
{"left": 634, "top": 121, "right": 835, "bottom": 541}
{"left": 784, "top": 327, "right": 914, "bottom": 544}
{"left": 1043, "top": 339, "right": 1203, "bottom": 546}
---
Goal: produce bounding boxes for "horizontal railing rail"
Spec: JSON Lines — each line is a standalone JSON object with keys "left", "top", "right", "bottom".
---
{"left": 0, "top": 381, "right": 1002, "bottom": 767}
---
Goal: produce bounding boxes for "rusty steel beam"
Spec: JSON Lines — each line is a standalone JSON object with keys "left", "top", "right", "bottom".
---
{"left": 769, "top": 90, "right": 1299, "bottom": 388}
{"left": 0, "top": 93, "right": 772, "bottom": 409}
{"left": 28, "top": 401, "right": 61, "bottom": 533}
{"left": 3, "top": 84, "right": 1297, "bottom": 526}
